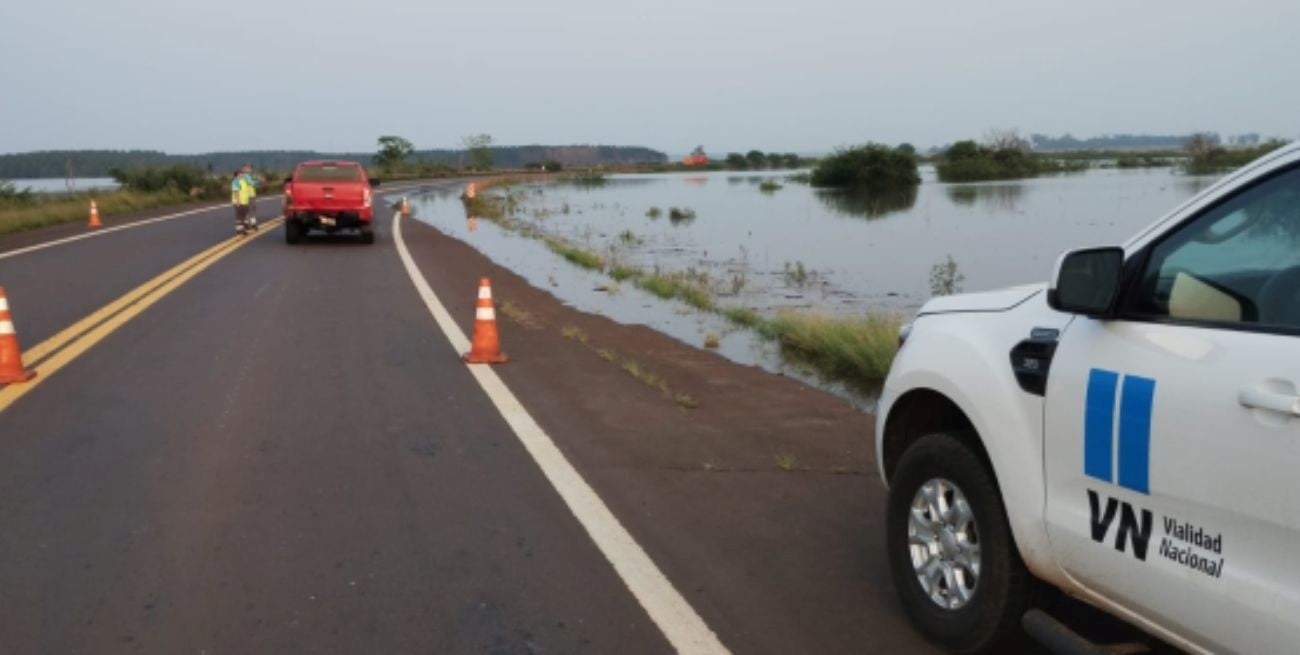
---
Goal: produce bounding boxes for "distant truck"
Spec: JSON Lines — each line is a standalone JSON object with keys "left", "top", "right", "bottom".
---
{"left": 876, "top": 142, "right": 1300, "bottom": 653}
{"left": 282, "top": 161, "right": 379, "bottom": 244}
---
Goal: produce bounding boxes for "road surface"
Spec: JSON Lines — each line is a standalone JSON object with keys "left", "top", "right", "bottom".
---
{"left": 0, "top": 182, "right": 938, "bottom": 653}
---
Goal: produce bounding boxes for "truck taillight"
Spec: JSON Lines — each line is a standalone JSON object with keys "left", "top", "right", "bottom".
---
{"left": 363, "top": 188, "right": 372, "bottom": 208}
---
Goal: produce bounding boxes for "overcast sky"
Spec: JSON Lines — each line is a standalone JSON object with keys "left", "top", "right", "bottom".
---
{"left": 1, "top": 0, "right": 1296, "bottom": 155}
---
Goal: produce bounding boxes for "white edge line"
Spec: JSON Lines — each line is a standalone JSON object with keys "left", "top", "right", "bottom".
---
{"left": 0, "top": 203, "right": 230, "bottom": 261}
{"left": 391, "top": 211, "right": 729, "bottom": 655}
{"left": 0, "top": 181, "right": 433, "bottom": 262}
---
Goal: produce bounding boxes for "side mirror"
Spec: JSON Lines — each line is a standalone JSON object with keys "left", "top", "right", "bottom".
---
{"left": 282, "top": 177, "right": 293, "bottom": 186}
{"left": 1048, "top": 247, "right": 1125, "bottom": 317}
{"left": 369, "top": 178, "right": 382, "bottom": 188}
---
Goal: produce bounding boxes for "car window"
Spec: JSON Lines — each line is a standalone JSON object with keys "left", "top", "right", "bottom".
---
{"left": 297, "top": 165, "right": 363, "bottom": 182}
{"left": 1127, "top": 166, "right": 1300, "bottom": 329}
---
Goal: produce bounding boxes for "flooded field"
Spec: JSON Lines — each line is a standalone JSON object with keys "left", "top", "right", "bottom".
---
{"left": 410, "top": 167, "right": 1219, "bottom": 406}
{"left": 6, "top": 178, "right": 120, "bottom": 193}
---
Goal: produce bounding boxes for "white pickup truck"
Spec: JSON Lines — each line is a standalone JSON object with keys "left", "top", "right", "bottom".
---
{"left": 877, "top": 142, "right": 1300, "bottom": 654}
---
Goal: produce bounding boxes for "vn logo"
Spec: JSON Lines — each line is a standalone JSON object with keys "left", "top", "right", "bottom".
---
{"left": 1084, "top": 369, "right": 1156, "bottom": 561}
{"left": 1084, "top": 369, "right": 1155, "bottom": 494}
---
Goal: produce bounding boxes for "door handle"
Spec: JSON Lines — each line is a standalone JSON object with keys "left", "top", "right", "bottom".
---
{"left": 1238, "top": 387, "right": 1300, "bottom": 416}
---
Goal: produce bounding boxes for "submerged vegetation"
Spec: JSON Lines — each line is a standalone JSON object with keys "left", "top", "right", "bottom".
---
{"left": 459, "top": 179, "right": 908, "bottom": 389}
{"left": 810, "top": 143, "right": 920, "bottom": 191}
{"left": 1182, "top": 134, "right": 1287, "bottom": 175}
{"left": 763, "top": 311, "right": 903, "bottom": 383}
{"left": 936, "top": 130, "right": 1088, "bottom": 182}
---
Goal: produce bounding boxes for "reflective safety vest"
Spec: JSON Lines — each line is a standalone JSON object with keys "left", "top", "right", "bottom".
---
{"left": 231, "top": 175, "right": 256, "bottom": 205}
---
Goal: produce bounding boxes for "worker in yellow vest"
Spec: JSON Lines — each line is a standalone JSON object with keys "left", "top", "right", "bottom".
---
{"left": 230, "top": 165, "right": 259, "bottom": 235}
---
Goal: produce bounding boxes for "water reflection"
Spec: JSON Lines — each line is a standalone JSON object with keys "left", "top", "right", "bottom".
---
{"left": 1177, "top": 176, "right": 1221, "bottom": 196}
{"left": 815, "top": 186, "right": 918, "bottom": 219}
{"left": 946, "top": 184, "right": 1026, "bottom": 212}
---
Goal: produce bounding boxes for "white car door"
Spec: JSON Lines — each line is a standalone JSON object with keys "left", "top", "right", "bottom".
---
{"left": 1043, "top": 164, "right": 1300, "bottom": 653}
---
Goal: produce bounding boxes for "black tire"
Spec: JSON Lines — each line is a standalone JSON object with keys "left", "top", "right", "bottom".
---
{"left": 285, "top": 219, "right": 303, "bottom": 244}
{"left": 359, "top": 224, "right": 375, "bottom": 245}
{"left": 886, "top": 432, "right": 1040, "bottom": 654}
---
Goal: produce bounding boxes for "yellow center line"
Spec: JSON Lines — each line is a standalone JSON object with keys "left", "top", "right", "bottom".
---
{"left": 0, "top": 219, "right": 284, "bottom": 414}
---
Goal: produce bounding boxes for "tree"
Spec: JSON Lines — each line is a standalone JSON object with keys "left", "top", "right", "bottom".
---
{"left": 984, "top": 128, "right": 1030, "bottom": 153}
{"left": 746, "top": 150, "right": 767, "bottom": 169}
{"left": 896, "top": 143, "right": 916, "bottom": 156}
{"left": 725, "top": 152, "right": 748, "bottom": 169}
{"left": 1184, "top": 132, "right": 1220, "bottom": 158}
{"left": 462, "top": 134, "right": 494, "bottom": 171}
{"left": 809, "top": 143, "right": 920, "bottom": 190}
{"left": 945, "top": 140, "right": 982, "bottom": 161}
{"left": 374, "top": 136, "right": 414, "bottom": 171}
{"left": 781, "top": 153, "right": 802, "bottom": 168}
{"left": 765, "top": 152, "right": 786, "bottom": 169}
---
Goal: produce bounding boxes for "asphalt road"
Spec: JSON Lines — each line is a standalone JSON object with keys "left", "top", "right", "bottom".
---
{"left": 0, "top": 184, "right": 960, "bottom": 654}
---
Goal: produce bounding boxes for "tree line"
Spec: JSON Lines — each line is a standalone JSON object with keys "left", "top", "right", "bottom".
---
{"left": 0, "top": 145, "right": 668, "bottom": 178}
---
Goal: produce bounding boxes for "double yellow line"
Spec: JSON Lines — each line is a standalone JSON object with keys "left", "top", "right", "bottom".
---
{"left": 0, "top": 218, "right": 283, "bottom": 414}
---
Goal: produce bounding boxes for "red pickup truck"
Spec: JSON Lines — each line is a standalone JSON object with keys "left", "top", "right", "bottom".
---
{"left": 282, "top": 161, "right": 380, "bottom": 244}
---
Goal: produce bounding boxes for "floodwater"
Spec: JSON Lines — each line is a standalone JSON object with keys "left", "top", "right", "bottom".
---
{"left": 410, "top": 166, "right": 1220, "bottom": 407}
{"left": 6, "top": 178, "right": 120, "bottom": 193}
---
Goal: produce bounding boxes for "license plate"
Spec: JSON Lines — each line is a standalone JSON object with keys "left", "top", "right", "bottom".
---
{"left": 320, "top": 216, "right": 336, "bottom": 226}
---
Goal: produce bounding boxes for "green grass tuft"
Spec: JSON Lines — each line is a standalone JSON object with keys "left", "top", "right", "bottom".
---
{"left": 544, "top": 237, "right": 605, "bottom": 271}
{"left": 764, "top": 311, "right": 902, "bottom": 382}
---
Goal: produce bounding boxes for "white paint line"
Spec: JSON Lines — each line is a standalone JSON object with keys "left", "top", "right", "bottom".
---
{"left": 0, "top": 180, "right": 435, "bottom": 262}
{"left": 392, "top": 212, "right": 729, "bottom": 655}
{"left": 0, "top": 203, "right": 232, "bottom": 261}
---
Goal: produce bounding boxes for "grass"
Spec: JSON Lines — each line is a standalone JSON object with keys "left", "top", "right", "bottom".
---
{"left": 620, "top": 358, "right": 670, "bottom": 395}
{"left": 783, "top": 261, "right": 810, "bottom": 287}
{"left": 560, "top": 324, "right": 589, "bottom": 344}
{"left": 0, "top": 188, "right": 200, "bottom": 234}
{"left": 544, "top": 237, "right": 605, "bottom": 271}
{"left": 674, "top": 392, "right": 699, "bottom": 409}
{"left": 775, "top": 454, "right": 800, "bottom": 472}
{"left": 634, "top": 272, "right": 714, "bottom": 311}
{"left": 703, "top": 333, "right": 720, "bottom": 349}
{"left": 645, "top": 206, "right": 663, "bottom": 218}
{"left": 608, "top": 263, "right": 641, "bottom": 282}
{"left": 758, "top": 179, "right": 783, "bottom": 193}
{"left": 764, "top": 311, "right": 902, "bottom": 382}
{"left": 721, "top": 305, "right": 763, "bottom": 328}
{"left": 617, "top": 229, "right": 640, "bottom": 245}
{"left": 499, "top": 299, "right": 542, "bottom": 329}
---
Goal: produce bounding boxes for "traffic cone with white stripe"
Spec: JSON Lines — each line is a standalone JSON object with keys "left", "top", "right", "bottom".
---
{"left": 401, "top": 196, "right": 411, "bottom": 217}
{"left": 464, "top": 278, "right": 507, "bottom": 364}
{"left": 0, "top": 288, "right": 36, "bottom": 384}
{"left": 88, "top": 200, "right": 102, "bottom": 228}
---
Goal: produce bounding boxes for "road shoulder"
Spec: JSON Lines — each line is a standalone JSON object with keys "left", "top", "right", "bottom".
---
{"left": 397, "top": 216, "right": 939, "bottom": 654}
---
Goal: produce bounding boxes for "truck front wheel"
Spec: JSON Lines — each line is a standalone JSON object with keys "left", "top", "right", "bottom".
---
{"left": 886, "top": 432, "right": 1040, "bottom": 653}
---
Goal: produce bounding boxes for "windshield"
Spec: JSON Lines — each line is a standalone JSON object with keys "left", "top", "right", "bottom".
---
{"left": 296, "top": 164, "right": 363, "bottom": 182}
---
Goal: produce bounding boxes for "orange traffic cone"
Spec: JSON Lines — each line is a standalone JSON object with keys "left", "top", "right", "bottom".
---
{"left": 464, "top": 278, "right": 508, "bottom": 364}
{"left": 88, "top": 200, "right": 102, "bottom": 228}
{"left": 401, "top": 196, "right": 411, "bottom": 217}
{"left": 0, "top": 288, "right": 36, "bottom": 384}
